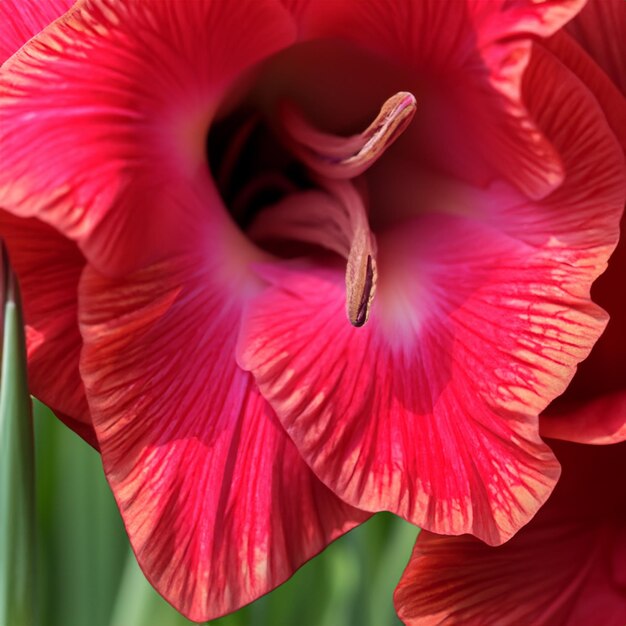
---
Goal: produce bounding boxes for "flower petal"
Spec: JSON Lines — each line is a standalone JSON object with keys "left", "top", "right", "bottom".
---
{"left": 542, "top": 31, "right": 626, "bottom": 153}
{"left": 0, "top": 0, "right": 295, "bottom": 275}
{"left": 566, "top": 0, "right": 626, "bottom": 96}
{"left": 396, "top": 523, "right": 626, "bottom": 626}
{"left": 237, "top": 224, "right": 567, "bottom": 546}
{"left": 394, "top": 440, "right": 626, "bottom": 626}
{"left": 78, "top": 254, "right": 367, "bottom": 622}
{"left": 0, "top": 209, "right": 95, "bottom": 446}
{"left": 542, "top": 392, "right": 626, "bottom": 445}
{"left": 542, "top": 206, "right": 626, "bottom": 445}
{"left": 287, "top": 0, "right": 586, "bottom": 200}
{"left": 0, "top": 0, "right": 73, "bottom": 64}
{"left": 238, "top": 37, "right": 625, "bottom": 545}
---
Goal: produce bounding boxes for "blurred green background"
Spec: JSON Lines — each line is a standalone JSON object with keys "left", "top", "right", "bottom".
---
{"left": 33, "top": 400, "right": 418, "bottom": 626}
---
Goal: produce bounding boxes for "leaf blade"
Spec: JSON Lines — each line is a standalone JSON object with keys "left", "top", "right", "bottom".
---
{"left": 0, "top": 245, "right": 36, "bottom": 626}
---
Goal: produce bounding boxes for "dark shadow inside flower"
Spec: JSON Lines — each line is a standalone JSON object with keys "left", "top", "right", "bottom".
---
{"left": 207, "top": 108, "right": 312, "bottom": 233}
{"left": 206, "top": 38, "right": 493, "bottom": 234}
{"left": 206, "top": 40, "right": 429, "bottom": 329}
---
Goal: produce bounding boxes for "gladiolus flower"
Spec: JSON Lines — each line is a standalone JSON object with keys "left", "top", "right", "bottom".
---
{"left": 0, "top": 0, "right": 624, "bottom": 621}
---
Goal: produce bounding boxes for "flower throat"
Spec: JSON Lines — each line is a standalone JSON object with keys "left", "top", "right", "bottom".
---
{"left": 207, "top": 91, "right": 416, "bottom": 326}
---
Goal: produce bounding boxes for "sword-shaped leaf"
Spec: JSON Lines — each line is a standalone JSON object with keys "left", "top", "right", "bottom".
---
{"left": 0, "top": 242, "right": 35, "bottom": 626}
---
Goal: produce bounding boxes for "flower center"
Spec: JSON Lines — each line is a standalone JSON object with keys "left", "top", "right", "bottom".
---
{"left": 208, "top": 88, "right": 416, "bottom": 326}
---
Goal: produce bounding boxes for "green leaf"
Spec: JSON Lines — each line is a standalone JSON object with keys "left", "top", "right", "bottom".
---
{"left": 0, "top": 244, "right": 36, "bottom": 626}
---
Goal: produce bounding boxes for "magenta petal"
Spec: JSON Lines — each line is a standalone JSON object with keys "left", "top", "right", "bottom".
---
{"left": 0, "top": 0, "right": 73, "bottom": 64}
{"left": 0, "top": 0, "right": 296, "bottom": 276}
{"left": 78, "top": 254, "right": 367, "bottom": 622}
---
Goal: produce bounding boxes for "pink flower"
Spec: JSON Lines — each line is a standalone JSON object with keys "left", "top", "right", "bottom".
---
{"left": 0, "top": 0, "right": 624, "bottom": 621}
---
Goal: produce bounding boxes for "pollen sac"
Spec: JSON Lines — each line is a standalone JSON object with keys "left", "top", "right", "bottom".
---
{"left": 350, "top": 254, "right": 376, "bottom": 327}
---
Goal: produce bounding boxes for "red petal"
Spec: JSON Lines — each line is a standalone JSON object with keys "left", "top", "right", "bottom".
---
{"left": 542, "top": 208, "right": 626, "bottom": 445}
{"left": 0, "top": 209, "right": 94, "bottom": 446}
{"left": 0, "top": 0, "right": 295, "bottom": 275}
{"left": 237, "top": 233, "right": 567, "bottom": 545}
{"left": 0, "top": 0, "right": 73, "bottom": 64}
{"left": 566, "top": 0, "right": 626, "bottom": 95}
{"left": 542, "top": 392, "right": 626, "bottom": 445}
{"left": 394, "top": 440, "right": 626, "bottom": 626}
{"left": 78, "top": 255, "right": 367, "bottom": 622}
{"left": 536, "top": 37, "right": 626, "bottom": 444}
{"left": 238, "top": 34, "right": 625, "bottom": 545}
{"left": 287, "top": 0, "right": 586, "bottom": 200}
{"left": 543, "top": 32, "right": 626, "bottom": 153}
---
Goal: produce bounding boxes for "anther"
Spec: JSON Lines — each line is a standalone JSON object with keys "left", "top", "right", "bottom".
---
{"left": 280, "top": 91, "right": 417, "bottom": 179}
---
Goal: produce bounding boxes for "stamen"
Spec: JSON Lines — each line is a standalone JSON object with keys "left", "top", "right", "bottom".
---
{"left": 239, "top": 94, "right": 414, "bottom": 327}
{"left": 351, "top": 254, "right": 375, "bottom": 328}
{"left": 249, "top": 180, "right": 377, "bottom": 327}
{"left": 280, "top": 91, "right": 417, "bottom": 179}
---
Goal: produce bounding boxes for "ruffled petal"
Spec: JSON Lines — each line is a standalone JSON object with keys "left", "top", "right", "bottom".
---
{"left": 0, "top": 0, "right": 295, "bottom": 275}
{"left": 566, "top": 0, "right": 626, "bottom": 95}
{"left": 238, "top": 30, "right": 625, "bottom": 545}
{"left": 535, "top": 39, "right": 626, "bottom": 445}
{"left": 396, "top": 523, "right": 626, "bottom": 626}
{"left": 493, "top": 43, "right": 624, "bottom": 280}
{"left": 542, "top": 206, "right": 626, "bottom": 445}
{"left": 542, "top": 32, "right": 626, "bottom": 153}
{"left": 0, "top": 0, "right": 74, "bottom": 64}
{"left": 0, "top": 209, "right": 95, "bottom": 446}
{"left": 78, "top": 254, "right": 367, "bottom": 622}
{"left": 237, "top": 221, "right": 566, "bottom": 545}
{"left": 286, "top": 0, "right": 587, "bottom": 200}
{"left": 394, "top": 440, "right": 626, "bottom": 626}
